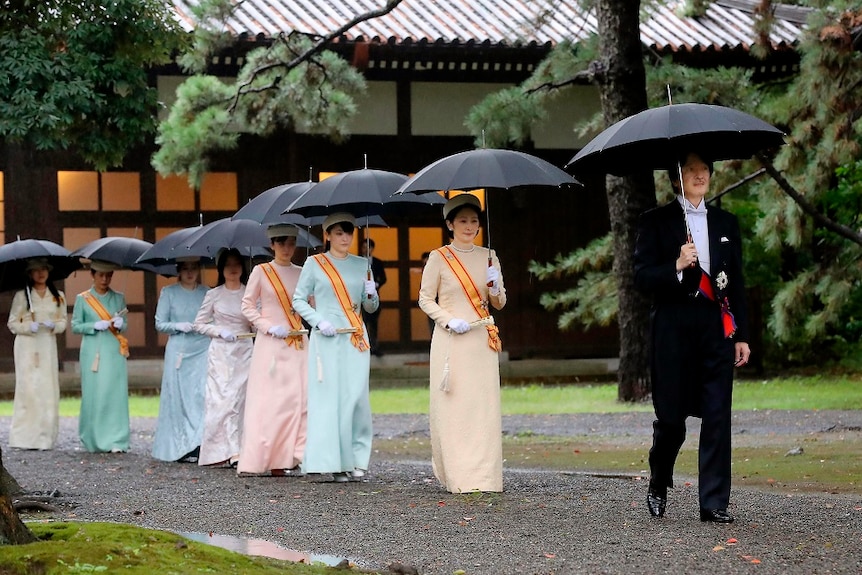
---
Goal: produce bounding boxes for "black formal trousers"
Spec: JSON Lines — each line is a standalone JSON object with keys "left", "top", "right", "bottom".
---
{"left": 634, "top": 199, "right": 749, "bottom": 511}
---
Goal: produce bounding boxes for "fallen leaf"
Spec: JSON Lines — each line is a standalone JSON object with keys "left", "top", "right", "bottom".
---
{"left": 726, "top": 538, "right": 738, "bottom": 545}
{"left": 751, "top": 559, "right": 761, "bottom": 564}
{"left": 544, "top": 553, "right": 556, "bottom": 559}
{"left": 437, "top": 501, "right": 446, "bottom": 507}
{"left": 713, "top": 545, "right": 725, "bottom": 552}
{"left": 684, "top": 481, "right": 692, "bottom": 487}
{"left": 277, "top": 527, "right": 284, "bottom": 532}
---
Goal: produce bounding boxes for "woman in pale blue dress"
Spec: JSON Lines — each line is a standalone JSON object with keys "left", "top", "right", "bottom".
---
{"left": 293, "top": 212, "right": 379, "bottom": 482}
{"left": 152, "top": 257, "right": 210, "bottom": 462}
{"left": 71, "top": 260, "right": 129, "bottom": 453}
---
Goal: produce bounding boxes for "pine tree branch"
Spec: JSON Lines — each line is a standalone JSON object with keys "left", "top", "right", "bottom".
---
{"left": 757, "top": 153, "right": 862, "bottom": 247}
{"left": 708, "top": 168, "right": 766, "bottom": 203}
{"left": 229, "top": 0, "right": 405, "bottom": 110}
{"left": 525, "top": 70, "right": 593, "bottom": 94}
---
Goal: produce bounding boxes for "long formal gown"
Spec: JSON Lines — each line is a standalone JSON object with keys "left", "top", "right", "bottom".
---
{"left": 292, "top": 253, "right": 378, "bottom": 475}
{"left": 72, "top": 288, "right": 130, "bottom": 453}
{"left": 151, "top": 283, "right": 210, "bottom": 462}
{"left": 239, "top": 262, "right": 308, "bottom": 474}
{"left": 7, "top": 289, "right": 67, "bottom": 450}
{"left": 419, "top": 246, "right": 506, "bottom": 493}
{"left": 194, "top": 284, "right": 253, "bottom": 466}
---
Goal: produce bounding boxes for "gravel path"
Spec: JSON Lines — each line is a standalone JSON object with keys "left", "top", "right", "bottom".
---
{"left": 3, "top": 413, "right": 862, "bottom": 575}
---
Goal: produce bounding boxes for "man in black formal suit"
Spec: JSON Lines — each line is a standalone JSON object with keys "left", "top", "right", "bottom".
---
{"left": 634, "top": 151, "right": 751, "bottom": 523}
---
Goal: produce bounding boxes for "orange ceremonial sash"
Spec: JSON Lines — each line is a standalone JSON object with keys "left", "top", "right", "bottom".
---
{"left": 312, "top": 254, "right": 368, "bottom": 352}
{"left": 260, "top": 262, "right": 305, "bottom": 349}
{"left": 437, "top": 247, "right": 502, "bottom": 352}
{"left": 81, "top": 291, "right": 129, "bottom": 358}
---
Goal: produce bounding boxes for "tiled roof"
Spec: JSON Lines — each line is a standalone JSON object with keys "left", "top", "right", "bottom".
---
{"left": 172, "top": 0, "right": 809, "bottom": 52}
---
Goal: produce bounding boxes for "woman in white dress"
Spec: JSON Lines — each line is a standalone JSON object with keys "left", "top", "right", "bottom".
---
{"left": 194, "top": 249, "right": 253, "bottom": 467}
{"left": 6, "top": 257, "right": 67, "bottom": 450}
{"left": 419, "top": 194, "right": 507, "bottom": 493}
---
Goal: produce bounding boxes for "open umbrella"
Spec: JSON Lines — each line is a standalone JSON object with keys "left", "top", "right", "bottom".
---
{"left": 395, "top": 148, "right": 580, "bottom": 194}
{"left": 285, "top": 168, "right": 444, "bottom": 219}
{"left": 135, "top": 226, "right": 206, "bottom": 266}
{"left": 567, "top": 103, "right": 786, "bottom": 176}
{"left": 176, "top": 218, "right": 321, "bottom": 260}
{"left": 233, "top": 182, "right": 317, "bottom": 225}
{"left": 71, "top": 237, "right": 156, "bottom": 271}
{"left": 0, "top": 238, "right": 83, "bottom": 292}
{"left": 394, "top": 148, "right": 581, "bottom": 281}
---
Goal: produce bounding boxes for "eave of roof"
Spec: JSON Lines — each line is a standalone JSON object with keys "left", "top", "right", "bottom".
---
{"left": 171, "top": 0, "right": 810, "bottom": 53}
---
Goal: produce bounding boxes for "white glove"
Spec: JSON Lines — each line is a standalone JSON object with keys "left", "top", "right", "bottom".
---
{"left": 267, "top": 325, "right": 289, "bottom": 339}
{"left": 42, "top": 320, "right": 55, "bottom": 330}
{"left": 317, "top": 320, "right": 336, "bottom": 337}
{"left": 94, "top": 320, "right": 111, "bottom": 331}
{"left": 175, "top": 322, "right": 193, "bottom": 333}
{"left": 364, "top": 280, "right": 378, "bottom": 298}
{"left": 112, "top": 317, "right": 124, "bottom": 330}
{"left": 219, "top": 329, "right": 237, "bottom": 342}
{"left": 447, "top": 318, "right": 471, "bottom": 334}
{"left": 29, "top": 321, "right": 40, "bottom": 333}
{"left": 486, "top": 266, "right": 501, "bottom": 294}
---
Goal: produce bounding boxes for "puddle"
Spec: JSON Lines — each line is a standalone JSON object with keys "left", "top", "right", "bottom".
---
{"left": 178, "top": 531, "right": 345, "bottom": 566}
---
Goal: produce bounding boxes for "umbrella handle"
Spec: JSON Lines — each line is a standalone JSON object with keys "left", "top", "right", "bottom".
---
{"left": 487, "top": 256, "right": 494, "bottom": 287}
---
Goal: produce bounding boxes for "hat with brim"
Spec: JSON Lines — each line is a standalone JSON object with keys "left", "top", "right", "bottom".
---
{"left": 322, "top": 212, "right": 356, "bottom": 232}
{"left": 266, "top": 223, "right": 299, "bottom": 239}
{"left": 443, "top": 194, "right": 482, "bottom": 220}
{"left": 25, "top": 257, "right": 53, "bottom": 272}
{"left": 89, "top": 260, "right": 120, "bottom": 272}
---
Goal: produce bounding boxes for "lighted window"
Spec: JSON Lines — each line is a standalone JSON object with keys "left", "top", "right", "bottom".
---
{"left": 156, "top": 174, "right": 195, "bottom": 211}
{"left": 409, "top": 227, "right": 444, "bottom": 260}
{"left": 58, "top": 171, "right": 99, "bottom": 211}
{"left": 379, "top": 308, "right": 400, "bottom": 342}
{"left": 200, "top": 172, "right": 238, "bottom": 211}
{"left": 101, "top": 172, "right": 141, "bottom": 211}
{"left": 411, "top": 308, "right": 432, "bottom": 341}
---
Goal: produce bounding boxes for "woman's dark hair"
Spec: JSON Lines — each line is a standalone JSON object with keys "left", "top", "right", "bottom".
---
{"left": 25, "top": 274, "right": 63, "bottom": 309}
{"left": 325, "top": 221, "right": 355, "bottom": 235}
{"left": 216, "top": 248, "right": 248, "bottom": 287}
{"left": 444, "top": 203, "right": 484, "bottom": 239}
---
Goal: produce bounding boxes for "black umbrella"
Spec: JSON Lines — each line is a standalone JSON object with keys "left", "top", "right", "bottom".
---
{"left": 567, "top": 103, "right": 786, "bottom": 176}
{"left": 394, "top": 148, "right": 580, "bottom": 194}
{"left": 232, "top": 182, "right": 317, "bottom": 225}
{"left": 177, "top": 218, "right": 321, "bottom": 260}
{"left": 0, "top": 238, "right": 83, "bottom": 292}
{"left": 71, "top": 237, "right": 156, "bottom": 271}
{"left": 135, "top": 227, "right": 206, "bottom": 266}
{"left": 285, "top": 168, "right": 444, "bottom": 218}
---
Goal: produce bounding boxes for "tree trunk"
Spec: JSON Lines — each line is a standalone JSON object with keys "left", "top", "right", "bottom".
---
{"left": 0, "top": 447, "right": 35, "bottom": 545}
{"left": 594, "top": 0, "right": 656, "bottom": 402}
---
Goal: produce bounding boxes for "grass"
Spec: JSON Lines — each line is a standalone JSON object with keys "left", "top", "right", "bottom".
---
{"left": 0, "top": 522, "right": 374, "bottom": 574}
{"left": 0, "top": 374, "right": 861, "bottom": 417}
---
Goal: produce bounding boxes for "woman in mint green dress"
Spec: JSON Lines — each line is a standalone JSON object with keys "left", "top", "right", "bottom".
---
{"left": 71, "top": 261, "right": 130, "bottom": 453}
{"left": 293, "top": 213, "right": 379, "bottom": 482}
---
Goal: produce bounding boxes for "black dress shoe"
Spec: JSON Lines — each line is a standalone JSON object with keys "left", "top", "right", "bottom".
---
{"left": 646, "top": 485, "right": 667, "bottom": 518}
{"left": 700, "top": 508, "right": 734, "bottom": 523}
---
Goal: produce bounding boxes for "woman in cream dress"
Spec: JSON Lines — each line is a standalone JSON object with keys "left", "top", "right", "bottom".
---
{"left": 419, "top": 194, "right": 507, "bottom": 493}
{"left": 6, "top": 258, "right": 67, "bottom": 450}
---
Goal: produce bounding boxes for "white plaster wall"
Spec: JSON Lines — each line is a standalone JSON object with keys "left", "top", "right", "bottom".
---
{"left": 531, "top": 85, "right": 602, "bottom": 149}
{"left": 346, "top": 81, "right": 398, "bottom": 136}
{"left": 411, "top": 82, "right": 513, "bottom": 137}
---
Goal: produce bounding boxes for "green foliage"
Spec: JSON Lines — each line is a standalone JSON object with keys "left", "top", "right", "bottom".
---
{"left": 154, "top": 1, "right": 367, "bottom": 188}
{"left": 0, "top": 0, "right": 184, "bottom": 170}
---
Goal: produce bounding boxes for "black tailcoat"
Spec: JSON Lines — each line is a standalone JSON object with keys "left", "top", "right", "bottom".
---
{"left": 633, "top": 199, "right": 749, "bottom": 510}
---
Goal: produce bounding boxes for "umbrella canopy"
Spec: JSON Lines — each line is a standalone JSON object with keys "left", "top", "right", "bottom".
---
{"left": 176, "top": 218, "right": 321, "bottom": 260}
{"left": 135, "top": 227, "right": 206, "bottom": 266}
{"left": 395, "top": 148, "right": 580, "bottom": 194}
{"left": 285, "top": 169, "right": 444, "bottom": 218}
{"left": 0, "top": 238, "right": 83, "bottom": 292}
{"left": 71, "top": 237, "right": 155, "bottom": 271}
{"left": 232, "top": 182, "right": 316, "bottom": 225}
{"left": 567, "top": 103, "right": 786, "bottom": 176}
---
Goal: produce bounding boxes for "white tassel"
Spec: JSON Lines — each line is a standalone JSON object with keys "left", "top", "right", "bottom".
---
{"left": 439, "top": 362, "right": 450, "bottom": 392}
{"left": 175, "top": 353, "right": 183, "bottom": 370}
{"left": 91, "top": 352, "right": 100, "bottom": 372}
{"left": 317, "top": 355, "right": 323, "bottom": 383}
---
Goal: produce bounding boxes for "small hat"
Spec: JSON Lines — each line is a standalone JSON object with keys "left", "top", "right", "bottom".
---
{"left": 322, "top": 212, "right": 356, "bottom": 232}
{"left": 443, "top": 194, "right": 482, "bottom": 220}
{"left": 89, "top": 260, "right": 120, "bottom": 272}
{"left": 266, "top": 223, "right": 299, "bottom": 239}
{"left": 25, "top": 257, "right": 53, "bottom": 272}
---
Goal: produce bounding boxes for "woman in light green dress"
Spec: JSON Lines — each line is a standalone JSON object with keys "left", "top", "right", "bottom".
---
{"left": 71, "top": 260, "right": 130, "bottom": 453}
